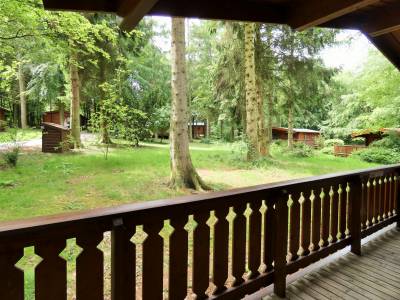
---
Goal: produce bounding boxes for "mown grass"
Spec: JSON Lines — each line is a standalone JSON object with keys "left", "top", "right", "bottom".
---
{"left": 0, "top": 128, "right": 41, "bottom": 143}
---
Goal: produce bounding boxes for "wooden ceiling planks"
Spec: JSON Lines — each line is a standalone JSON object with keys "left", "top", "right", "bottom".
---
{"left": 41, "top": 0, "right": 400, "bottom": 70}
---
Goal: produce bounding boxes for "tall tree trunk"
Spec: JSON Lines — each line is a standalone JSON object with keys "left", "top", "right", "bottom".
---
{"left": 70, "top": 51, "right": 82, "bottom": 148}
{"left": 256, "top": 78, "right": 269, "bottom": 156}
{"left": 18, "top": 63, "right": 27, "bottom": 129}
{"left": 206, "top": 118, "right": 210, "bottom": 138}
{"left": 288, "top": 99, "right": 294, "bottom": 150}
{"left": 267, "top": 92, "right": 273, "bottom": 144}
{"left": 244, "top": 23, "right": 259, "bottom": 160}
{"left": 170, "top": 18, "right": 209, "bottom": 190}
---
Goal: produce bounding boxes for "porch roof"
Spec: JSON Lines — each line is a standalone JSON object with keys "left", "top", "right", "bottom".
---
{"left": 42, "top": 0, "right": 400, "bottom": 69}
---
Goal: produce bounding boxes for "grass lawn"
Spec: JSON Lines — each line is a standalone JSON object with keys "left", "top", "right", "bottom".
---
{"left": 0, "top": 141, "right": 375, "bottom": 222}
{"left": 0, "top": 128, "right": 41, "bottom": 143}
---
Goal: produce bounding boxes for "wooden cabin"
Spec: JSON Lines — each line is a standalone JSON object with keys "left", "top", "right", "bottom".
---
{"left": 272, "top": 127, "right": 321, "bottom": 147}
{"left": 42, "top": 122, "right": 72, "bottom": 153}
{"left": 352, "top": 128, "right": 400, "bottom": 146}
{"left": 43, "top": 110, "right": 88, "bottom": 128}
{"left": 191, "top": 121, "right": 207, "bottom": 139}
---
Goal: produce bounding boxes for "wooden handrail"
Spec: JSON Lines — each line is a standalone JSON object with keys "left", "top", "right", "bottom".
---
{"left": 1, "top": 163, "right": 399, "bottom": 299}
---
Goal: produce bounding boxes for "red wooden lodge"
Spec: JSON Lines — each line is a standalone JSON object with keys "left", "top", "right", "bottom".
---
{"left": 1, "top": 1, "right": 400, "bottom": 300}
{"left": 272, "top": 127, "right": 321, "bottom": 147}
{"left": 43, "top": 110, "right": 88, "bottom": 128}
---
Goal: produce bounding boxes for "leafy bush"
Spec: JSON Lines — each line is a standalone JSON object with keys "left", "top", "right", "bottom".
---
{"left": 321, "top": 146, "right": 334, "bottom": 155}
{"left": 230, "top": 140, "right": 249, "bottom": 161}
{"left": 200, "top": 138, "right": 212, "bottom": 144}
{"left": 0, "top": 120, "right": 7, "bottom": 132}
{"left": 371, "top": 132, "right": 400, "bottom": 150}
{"left": 290, "top": 142, "right": 314, "bottom": 158}
{"left": 354, "top": 148, "right": 400, "bottom": 165}
{"left": 324, "top": 139, "right": 344, "bottom": 147}
{"left": 2, "top": 147, "right": 20, "bottom": 167}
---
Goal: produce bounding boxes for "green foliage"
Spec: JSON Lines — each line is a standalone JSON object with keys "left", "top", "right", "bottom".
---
{"left": 290, "top": 143, "right": 315, "bottom": 158}
{"left": 354, "top": 148, "right": 400, "bottom": 165}
{"left": 324, "top": 139, "right": 344, "bottom": 147}
{"left": 3, "top": 147, "right": 20, "bottom": 167}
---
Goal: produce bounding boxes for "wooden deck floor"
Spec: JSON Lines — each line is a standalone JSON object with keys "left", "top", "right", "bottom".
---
{"left": 266, "top": 228, "right": 400, "bottom": 300}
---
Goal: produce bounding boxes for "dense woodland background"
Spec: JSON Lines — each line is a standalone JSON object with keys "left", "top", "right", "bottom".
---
{"left": 1, "top": 0, "right": 400, "bottom": 186}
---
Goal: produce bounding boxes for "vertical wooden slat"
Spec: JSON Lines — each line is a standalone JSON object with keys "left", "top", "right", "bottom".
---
{"left": 311, "top": 189, "right": 321, "bottom": 251}
{"left": 169, "top": 216, "right": 189, "bottom": 300}
{"left": 338, "top": 185, "right": 347, "bottom": 240}
{"left": 212, "top": 207, "right": 229, "bottom": 295}
{"left": 143, "top": 220, "right": 164, "bottom": 300}
{"left": 192, "top": 212, "right": 210, "bottom": 300}
{"left": 248, "top": 200, "right": 262, "bottom": 279}
{"left": 350, "top": 180, "right": 362, "bottom": 256}
{"left": 378, "top": 177, "right": 383, "bottom": 222}
{"left": 396, "top": 175, "right": 400, "bottom": 228}
{"left": 264, "top": 201, "right": 275, "bottom": 272}
{"left": 0, "top": 246, "right": 24, "bottom": 300}
{"left": 366, "top": 180, "right": 372, "bottom": 227}
{"left": 111, "top": 224, "right": 136, "bottom": 300}
{"left": 320, "top": 187, "right": 331, "bottom": 247}
{"left": 273, "top": 192, "right": 288, "bottom": 298}
{"left": 76, "top": 232, "right": 104, "bottom": 300}
{"left": 384, "top": 177, "right": 389, "bottom": 219}
{"left": 330, "top": 187, "right": 339, "bottom": 244}
{"left": 232, "top": 204, "right": 246, "bottom": 286}
{"left": 372, "top": 178, "right": 378, "bottom": 224}
{"left": 388, "top": 175, "right": 393, "bottom": 217}
{"left": 361, "top": 181, "right": 367, "bottom": 230}
{"left": 300, "top": 192, "right": 311, "bottom": 256}
{"left": 35, "top": 239, "right": 67, "bottom": 300}
{"left": 288, "top": 193, "right": 300, "bottom": 261}
{"left": 394, "top": 175, "right": 398, "bottom": 217}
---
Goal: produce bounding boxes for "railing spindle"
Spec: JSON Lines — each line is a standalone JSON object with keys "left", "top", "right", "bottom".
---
{"left": 192, "top": 212, "right": 210, "bottom": 299}
{"left": 388, "top": 175, "right": 393, "bottom": 217}
{"left": 300, "top": 192, "right": 311, "bottom": 256}
{"left": 384, "top": 177, "right": 389, "bottom": 219}
{"left": 35, "top": 240, "right": 67, "bottom": 300}
{"left": 232, "top": 204, "right": 246, "bottom": 286}
{"left": 77, "top": 232, "right": 104, "bottom": 300}
{"left": 213, "top": 207, "right": 229, "bottom": 294}
{"left": 111, "top": 224, "right": 136, "bottom": 300}
{"left": 264, "top": 201, "right": 275, "bottom": 272}
{"left": 361, "top": 181, "right": 367, "bottom": 230}
{"left": 330, "top": 187, "right": 339, "bottom": 244}
{"left": 288, "top": 193, "right": 300, "bottom": 261}
{"left": 350, "top": 180, "right": 362, "bottom": 255}
{"left": 338, "top": 185, "right": 347, "bottom": 240}
{"left": 248, "top": 200, "right": 262, "bottom": 278}
{"left": 372, "top": 178, "right": 377, "bottom": 224}
{"left": 311, "top": 189, "right": 321, "bottom": 251}
{"left": 143, "top": 220, "right": 164, "bottom": 300}
{"left": 378, "top": 177, "right": 383, "bottom": 222}
{"left": 321, "top": 187, "right": 331, "bottom": 247}
{"left": 0, "top": 246, "right": 24, "bottom": 300}
{"left": 366, "top": 180, "right": 372, "bottom": 227}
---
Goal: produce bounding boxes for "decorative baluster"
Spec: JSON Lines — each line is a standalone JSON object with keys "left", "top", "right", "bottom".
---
{"left": 169, "top": 216, "right": 189, "bottom": 300}
{"left": 76, "top": 232, "right": 104, "bottom": 300}
{"left": 288, "top": 193, "right": 300, "bottom": 261}
{"left": 192, "top": 212, "right": 210, "bottom": 300}
{"left": 338, "top": 185, "right": 347, "bottom": 240}
{"left": 232, "top": 204, "right": 246, "bottom": 286}
{"left": 143, "top": 220, "right": 164, "bottom": 300}
{"left": 0, "top": 246, "right": 24, "bottom": 300}
{"left": 321, "top": 187, "right": 331, "bottom": 247}
{"left": 248, "top": 200, "right": 262, "bottom": 279}
{"left": 35, "top": 239, "right": 67, "bottom": 300}
{"left": 393, "top": 175, "right": 398, "bottom": 216}
{"left": 388, "top": 175, "right": 393, "bottom": 217}
{"left": 361, "top": 181, "right": 367, "bottom": 230}
{"left": 212, "top": 207, "right": 229, "bottom": 295}
{"left": 330, "top": 186, "right": 339, "bottom": 244}
{"left": 372, "top": 178, "right": 377, "bottom": 224}
{"left": 300, "top": 192, "right": 311, "bottom": 256}
{"left": 264, "top": 201, "right": 275, "bottom": 271}
{"left": 378, "top": 177, "right": 383, "bottom": 221}
{"left": 350, "top": 180, "right": 362, "bottom": 255}
{"left": 366, "top": 180, "right": 372, "bottom": 227}
{"left": 311, "top": 189, "right": 321, "bottom": 251}
{"left": 111, "top": 223, "right": 136, "bottom": 300}
{"left": 383, "top": 177, "right": 388, "bottom": 219}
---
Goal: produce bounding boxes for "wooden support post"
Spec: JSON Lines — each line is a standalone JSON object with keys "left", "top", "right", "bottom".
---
{"left": 350, "top": 178, "right": 362, "bottom": 255}
{"left": 274, "top": 190, "right": 288, "bottom": 298}
{"left": 397, "top": 173, "right": 400, "bottom": 229}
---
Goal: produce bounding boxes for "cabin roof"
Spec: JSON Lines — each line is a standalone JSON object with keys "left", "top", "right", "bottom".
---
{"left": 42, "top": 122, "right": 70, "bottom": 131}
{"left": 42, "top": 0, "right": 400, "bottom": 70}
{"left": 272, "top": 127, "right": 320, "bottom": 134}
{"left": 351, "top": 127, "right": 400, "bottom": 138}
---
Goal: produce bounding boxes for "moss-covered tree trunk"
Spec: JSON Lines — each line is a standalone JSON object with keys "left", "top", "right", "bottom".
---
{"left": 267, "top": 93, "right": 274, "bottom": 145}
{"left": 170, "top": 18, "right": 209, "bottom": 190}
{"left": 256, "top": 78, "right": 269, "bottom": 156}
{"left": 244, "top": 23, "right": 259, "bottom": 160}
{"left": 70, "top": 51, "right": 82, "bottom": 148}
{"left": 18, "top": 63, "right": 27, "bottom": 129}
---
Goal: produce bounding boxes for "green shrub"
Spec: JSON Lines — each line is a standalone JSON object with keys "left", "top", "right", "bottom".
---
{"left": 321, "top": 146, "right": 334, "bottom": 155}
{"left": 0, "top": 120, "right": 7, "bottom": 132}
{"left": 200, "top": 138, "right": 212, "bottom": 144}
{"left": 324, "top": 139, "right": 344, "bottom": 147}
{"left": 290, "top": 142, "right": 314, "bottom": 158}
{"left": 354, "top": 148, "right": 400, "bottom": 165}
{"left": 3, "top": 147, "right": 20, "bottom": 167}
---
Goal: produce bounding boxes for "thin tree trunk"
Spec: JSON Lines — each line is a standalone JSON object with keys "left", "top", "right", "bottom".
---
{"left": 59, "top": 102, "right": 65, "bottom": 126}
{"left": 256, "top": 78, "right": 269, "bottom": 156}
{"left": 18, "top": 63, "right": 27, "bottom": 129}
{"left": 267, "top": 92, "right": 273, "bottom": 144}
{"left": 170, "top": 18, "right": 209, "bottom": 191}
{"left": 244, "top": 23, "right": 259, "bottom": 160}
{"left": 206, "top": 118, "right": 210, "bottom": 138}
{"left": 288, "top": 99, "right": 294, "bottom": 150}
{"left": 99, "top": 56, "right": 111, "bottom": 144}
{"left": 70, "top": 51, "right": 82, "bottom": 148}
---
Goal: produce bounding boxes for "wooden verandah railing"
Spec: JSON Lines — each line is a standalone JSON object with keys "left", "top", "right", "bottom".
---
{"left": 1, "top": 164, "right": 399, "bottom": 300}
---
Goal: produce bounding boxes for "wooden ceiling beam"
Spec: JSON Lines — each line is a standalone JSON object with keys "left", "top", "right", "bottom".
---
{"left": 288, "top": 0, "right": 380, "bottom": 31}
{"left": 118, "top": 0, "right": 160, "bottom": 31}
